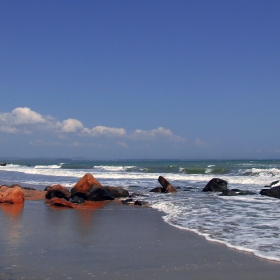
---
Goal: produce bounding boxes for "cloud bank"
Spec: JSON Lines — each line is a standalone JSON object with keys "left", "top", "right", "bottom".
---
{"left": 0, "top": 107, "right": 185, "bottom": 142}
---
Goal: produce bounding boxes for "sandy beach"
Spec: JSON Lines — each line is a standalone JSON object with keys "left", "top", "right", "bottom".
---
{"left": 1, "top": 182, "right": 280, "bottom": 280}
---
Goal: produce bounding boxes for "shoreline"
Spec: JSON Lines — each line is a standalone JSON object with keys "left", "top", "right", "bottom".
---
{"left": 1, "top": 181, "right": 280, "bottom": 279}
{"left": 161, "top": 217, "right": 280, "bottom": 263}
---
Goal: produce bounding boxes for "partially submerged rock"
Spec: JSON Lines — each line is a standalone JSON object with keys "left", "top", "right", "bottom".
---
{"left": 103, "top": 186, "right": 129, "bottom": 198}
{"left": 121, "top": 198, "right": 133, "bottom": 205}
{"left": 149, "top": 176, "right": 178, "bottom": 193}
{"left": 150, "top": 187, "right": 165, "bottom": 193}
{"left": 219, "top": 189, "right": 239, "bottom": 196}
{"left": 158, "top": 176, "right": 178, "bottom": 193}
{"left": 220, "top": 189, "right": 256, "bottom": 196}
{"left": 202, "top": 178, "right": 227, "bottom": 192}
{"left": 260, "top": 185, "right": 280, "bottom": 199}
{"left": 134, "top": 200, "right": 148, "bottom": 206}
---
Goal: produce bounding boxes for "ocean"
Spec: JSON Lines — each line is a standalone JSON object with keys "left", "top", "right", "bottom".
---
{"left": 1, "top": 158, "right": 280, "bottom": 262}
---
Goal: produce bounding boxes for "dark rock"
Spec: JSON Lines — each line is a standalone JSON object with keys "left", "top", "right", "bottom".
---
{"left": 260, "top": 185, "right": 280, "bottom": 198}
{"left": 45, "top": 184, "right": 71, "bottom": 200}
{"left": 231, "top": 189, "right": 256, "bottom": 195}
{"left": 129, "top": 193, "right": 141, "bottom": 198}
{"left": 0, "top": 163, "right": 7, "bottom": 166}
{"left": 183, "top": 187, "right": 195, "bottom": 191}
{"left": 69, "top": 195, "right": 85, "bottom": 204}
{"left": 103, "top": 186, "right": 129, "bottom": 198}
{"left": 158, "top": 176, "right": 178, "bottom": 193}
{"left": 48, "top": 197, "right": 77, "bottom": 208}
{"left": 87, "top": 185, "right": 114, "bottom": 201}
{"left": 220, "top": 189, "right": 256, "bottom": 196}
{"left": 22, "top": 186, "right": 36, "bottom": 191}
{"left": 263, "top": 181, "right": 280, "bottom": 189}
{"left": 220, "top": 189, "right": 239, "bottom": 196}
{"left": 202, "top": 178, "right": 228, "bottom": 192}
{"left": 44, "top": 186, "right": 52, "bottom": 191}
{"left": 150, "top": 187, "right": 165, "bottom": 193}
{"left": 121, "top": 198, "right": 133, "bottom": 205}
{"left": 270, "top": 180, "right": 280, "bottom": 187}
{"left": 134, "top": 200, "right": 148, "bottom": 206}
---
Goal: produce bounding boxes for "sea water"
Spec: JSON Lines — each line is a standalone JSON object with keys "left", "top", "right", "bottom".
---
{"left": 1, "top": 158, "right": 280, "bottom": 261}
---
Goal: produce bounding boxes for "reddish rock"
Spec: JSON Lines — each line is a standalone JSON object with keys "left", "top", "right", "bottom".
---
{"left": 48, "top": 197, "right": 77, "bottom": 208}
{"left": 0, "top": 186, "right": 25, "bottom": 204}
{"left": 10, "top": 184, "right": 22, "bottom": 188}
{"left": 45, "top": 184, "right": 71, "bottom": 200}
{"left": 71, "top": 173, "right": 102, "bottom": 198}
{"left": 158, "top": 176, "right": 177, "bottom": 193}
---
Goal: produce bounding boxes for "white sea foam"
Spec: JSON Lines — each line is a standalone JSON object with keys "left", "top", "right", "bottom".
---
{"left": 34, "top": 164, "right": 63, "bottom": 169}
{"left": 93, "top": 165, "right": 136, "bottom": 172}
{"left": 149, "top": 191, "right": 280, "bottom": 262}
{"left": 0, "top": 164, "right": 277, "bottom": 188}
{"left": 205, "top": 168, "right": 212, "bottom": 174}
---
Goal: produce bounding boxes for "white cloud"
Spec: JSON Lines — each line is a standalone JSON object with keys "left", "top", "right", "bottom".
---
{"left": 83, "top": 126, "right": 127, "bottom": 137}
{"left": 58, "top": 119, "right": 84, "bottom": 133}
{"left": 0, "top": 108, "right": 185, "bottom": 143}
{"left": 0, "top": 107, "right": 48, "bottom": 134}
{"left": 0, "top": 107, "right": 46, "bottom": 126}
{"left": 130, "top": 127, "right": 185, "bottom": 142}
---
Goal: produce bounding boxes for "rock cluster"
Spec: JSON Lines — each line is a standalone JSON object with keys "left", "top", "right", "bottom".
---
{"left": 200, "top": 177, "right": 257, "bottom": 196}
{"left": 2, "top": 172, "right": 280, "bottom": 211}
{"left": 44, "top": 173, "right": 129, "bottom": 208}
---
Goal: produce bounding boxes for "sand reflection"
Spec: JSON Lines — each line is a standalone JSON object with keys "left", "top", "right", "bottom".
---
{"left": 75, "top": 201, "right": 107, "bottom": 236}
{"left": 0, "top": 203, "right": 24, "bottom": 247}
{"left": 45, "top": 201, "right": 108, "bottom": 238}
{"left": 0, "top": 203, "right": 23, "bottom": 222}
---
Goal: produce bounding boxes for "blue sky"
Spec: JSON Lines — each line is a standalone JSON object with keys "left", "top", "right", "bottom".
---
{"left": 0, "top": 0, "right": 280, "bottom": 159}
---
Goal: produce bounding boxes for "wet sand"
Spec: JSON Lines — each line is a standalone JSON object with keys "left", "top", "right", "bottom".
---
{"left": 1, "top": 182, "right": 280, "bottom": 279}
